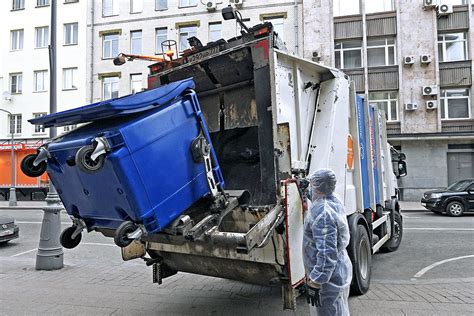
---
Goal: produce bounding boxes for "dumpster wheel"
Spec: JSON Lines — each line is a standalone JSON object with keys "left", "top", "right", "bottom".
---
{"left": 60, "top": 226, "right": 82, "bottom": 249}
{"left": 20, "top": 153, "right": 47, "bottom": 177}
{"left": 114, "top": 221, "right": 139, "bottom": 248}
{"left": 76, "top": 145, "right": 105, "bottom": 173}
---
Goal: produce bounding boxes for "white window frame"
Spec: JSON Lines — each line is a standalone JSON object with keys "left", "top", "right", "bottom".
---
{"left": 156, "top": 0, "right": 168, "bottom": 10}
{"left": 130, "top": 74, "right": 143, "bottom": 94}
{"left": 440, "top": 88, "right": 471, "bottom": 120}
{"left": 64, "top": 23, "right": 78, "bottom": 45}
{"left": 33, "top": 113, "right": 47, "bottom": 134}
{"left": 8, "top": 114, "right": 22, "bottom": 135}
{"left": 368, "top": 91, "right": 399, "bottom": 122}
{"left": 130, "top": 30, "right": 142, "bottom": 55}
{"left": 62, "top": 68, "right": 78, "bottom": 90}
{"left": 438, "top": 33, "right": 468, "bottom": 62}
{"left": 12, "top": 0, "right": 25, "bottom": 10}
{"left": 155, "top": 28, "right": 168, "bottom": 54}
{"left": 365, "top": 0, "right": 393, "bottom": 14}
{"left": 34, "top": 70, "right": 48, "bottom": 92}
{"left": 334, "top": 41, "right": 363, "bottom": 69}
{"left": 35, "top": 26, "right": 49, "bottom": 48}
{"left": 103, "top": 0, "right": 119, "bottom": 17}
{"left": 11, "top": 29, "right": 24, "bottom": 51}
{"left": 179, "top": 0, "right": 197, "bottom": 8}
{"left": 367, "top": 38, "right": 396, "bottom": 67}
{"left": 179, "top": 25, "right": 197, "bottom": 52}
{"left": 333, "top": 0, "right": 360, "bottom": 17}
{"left": 130, "top": 0, "right": 142, "bottom": 13}
{"left": 36, "top": 0, "right": 49, "bottom": 7}
{"left": 208, "top": 22, "right": 222, "bottom": 43}
{"left": 10, "top": 73, "right": 23, "bottom": 94}
{"left": 102, "top": 76, "right": 119, "bottom": 100}
{"left": 102, "top": 33, "right": 119, "bottom": 59}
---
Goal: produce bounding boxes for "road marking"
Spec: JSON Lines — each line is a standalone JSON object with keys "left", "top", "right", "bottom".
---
{"left": 400, "top": 214, "right": 420, "bottom": 219}
{"left": 413, "top": 255, "right": 474, "bottom": 278}
{"left": 81, "top": 242, "right": 115, "bottom": 247}
{"left": 10, "top": 248, "right": 37, "bottom": 257}
{"left": 404, "top": 227, "right": 474, "bottom": 231}
{"left": 16, "top": 221, "right": 71, "bottom": 224}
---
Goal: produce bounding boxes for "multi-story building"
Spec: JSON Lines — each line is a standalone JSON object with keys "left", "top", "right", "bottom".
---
{"left": 86, "top": 0, "right": 303, "bottom": 103}
{"left": 304, "top": 0, "right": 474, "bottom": 200}
{"left": 0, "top": 0, "right": 87, "bottom": 198}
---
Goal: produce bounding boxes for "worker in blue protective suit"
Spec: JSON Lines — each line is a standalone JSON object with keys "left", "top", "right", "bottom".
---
{"left": 303, "top": 168, "right": 352, "bottom": 316}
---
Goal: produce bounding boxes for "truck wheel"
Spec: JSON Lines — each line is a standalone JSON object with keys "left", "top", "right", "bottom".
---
{"left": 114, "top": 221, "right": 138, "bottom": 248}
{"left": 20, "top": 154, "right": 47, "bottom": 177}
{"left": 60, "top": 226, "right": 82, "bottom": 249}
{"left": 381, "top": 211, "right": 403, "bottom": 252}
{"left": 75, "top": 145, "right": 105, "bottom": 173}
{"left": 350, "top": 225, "right": 372, "bottom": 295}
{"left": 446, "top": 201, "right": 464, "bottom": 217}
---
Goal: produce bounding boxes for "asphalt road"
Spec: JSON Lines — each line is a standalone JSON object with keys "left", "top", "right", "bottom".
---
{"left": 0, "top": 207, "right": 473, "bottom": 315}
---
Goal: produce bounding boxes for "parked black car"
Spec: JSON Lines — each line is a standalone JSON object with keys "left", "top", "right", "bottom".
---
{"left": 421, "top": 179, "right": 474, "bottom": 216}
{"left": 0, "top": 215, "right": 19, "bottom": 243}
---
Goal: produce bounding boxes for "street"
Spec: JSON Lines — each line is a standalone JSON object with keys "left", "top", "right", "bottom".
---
{"left": 0, "top": 205, "right": 473, "bottom": 315}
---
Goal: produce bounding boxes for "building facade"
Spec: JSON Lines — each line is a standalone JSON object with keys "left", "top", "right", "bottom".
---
{"left": 304, "top": 0, "right": 474, "bottom": 200}
{"left": 0, "top": 0, "right": 87, "bottom": 196}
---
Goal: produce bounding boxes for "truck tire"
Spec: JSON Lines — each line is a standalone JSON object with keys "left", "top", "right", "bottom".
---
{"left": 381, "top": 211, "right": 403, "bottom": 252}
{"left": 349, "top": 224, "right": 372, "bottom": 295}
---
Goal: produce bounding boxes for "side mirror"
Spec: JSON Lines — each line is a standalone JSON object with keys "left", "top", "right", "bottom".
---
{"left": 397, "top": 160, "right": 407, "bottom": 178}
{"left": 398, "top": 153, "right": 406, "bottom": 161}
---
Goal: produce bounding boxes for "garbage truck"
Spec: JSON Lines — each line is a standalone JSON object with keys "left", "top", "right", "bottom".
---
{"left": 24, "top": 21, "right": 406, "bottom": 310}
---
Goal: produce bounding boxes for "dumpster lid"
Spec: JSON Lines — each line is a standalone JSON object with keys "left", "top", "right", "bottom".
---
{"left": 30, "top": 78, "right": 195, "bottom": 127}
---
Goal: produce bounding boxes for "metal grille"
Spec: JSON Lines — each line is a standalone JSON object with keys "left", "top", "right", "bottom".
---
{"left": 367, "top": 16, "right": 397, "bottom": 37}
{"left": 437, "top": 10, "right": 469, "bottom": 31}
{"left": 334, "top": 20, "right": 363, "bottom": 40}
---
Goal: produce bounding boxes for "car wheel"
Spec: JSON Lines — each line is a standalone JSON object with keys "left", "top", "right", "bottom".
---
{"left": 349, "top": 224, "right": 372, "bottom": 295}
{"left": 446, "top": 201, "right": 464, "bottom": 217}
{"left": 20, "top": 154, "right": 47, "bottom": 177}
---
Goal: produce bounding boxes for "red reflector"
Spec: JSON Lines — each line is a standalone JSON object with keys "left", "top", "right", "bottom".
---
{"left": 150, "top": 65, "right": 160, "bottom": 73}
{"left": 371, "top": 212, "right": 375, "bottom": 221}
{"left": 254, "top": 27, "right": 269, "bottom": 37}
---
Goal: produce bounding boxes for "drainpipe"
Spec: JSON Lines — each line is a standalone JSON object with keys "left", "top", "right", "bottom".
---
{"left": 294, "top": 0, "right": 299, "bottom": 55}
{"left": 89, "top": 0, "right": 95, "bottom": 103}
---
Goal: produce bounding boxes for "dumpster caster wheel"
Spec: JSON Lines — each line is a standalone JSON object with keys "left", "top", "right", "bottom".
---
{"left": 114, "top": 221, "right": 139, "bottom": 248}
{"left": 60, "top": 226, "right": 82, "bottom": 249}
{"left": 76, "top": 145, "right": 105, "bottom": 173}
{"left": 20, "top": 154, "right": 47, "bottom": 177}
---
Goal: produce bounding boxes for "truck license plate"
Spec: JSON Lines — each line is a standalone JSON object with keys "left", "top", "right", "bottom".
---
{"left": 187, "top": 46, "right": 220, "bottom": 63}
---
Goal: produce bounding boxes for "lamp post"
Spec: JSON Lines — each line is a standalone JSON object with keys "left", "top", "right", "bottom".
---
{"left": 0, "top": 108, "right": 17, "bottom": 206}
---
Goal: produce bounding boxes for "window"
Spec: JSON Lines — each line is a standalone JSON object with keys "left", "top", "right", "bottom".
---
{"left": 11, "top": 29, "right": 24, "bottom": 51}
{"left": 438, "top": 33, "right": 468, "bottom": 62}
{"left": 130, "top": 74, "right": 143, "bottom": 94}
{"left": 334, "top": 0, "right": 360, "bottom": 16}
{"left": 367, "top": 38, "right": 396, "bottom": 67}
{"left": 156, "top": 0, "right": 167, "bottom": 10}
{"left": 208, "top": 23, "right": 221, "bottom": 42}
{"left": 63, "top": 68, "right": 78, "bottom": 90}
{"left": 155, "top": 28, "right": 168, "bottom": 54}
{"left": 12, "top": 0, "right": 25, "bottom": 10}
{"left": 37, "top": 0, "right": 49, "bottom": 6}
{"left": 335, "top": 41, "right": 362, "bottom": 69}
{"left": 9, "top": 114, "right": 22, "bottom": 135}
{"left": 10, "top": 73, "right": 22, "bottom": 94}
{"left": 441, "top": 89, "right": 470, "bottom": 119}
{"left": 130, "top": 30, "right": 142, "bottom": 55}
{"left": 65, "top": 0, "right": 79, "bottom": 3}
{"left": 179, "top": 25, "right": 197, "bottom": 51}
{"left": 35, "top": 26, "right": 49, "bottom": 48}
{"left": 103, "top": 0, "right": 118, "bottom": 16}
{"left": 103, "top": 76, "right": 119, "bottom": 100}
{"left": 33, "top": 113, "right": 47, "bottom": 133}
{"left": 64, "top": 23, "right": 78, "bottom": 45}
{"left": 103, "top": 33, "right": 119, "bottom": 58}
{"left": 131, "top": 0, "right": 142, "bottom": 13}
{"left": 263, "top": 16, "right": 285, "bottom": 42}
{"left": 365, "top": 0, "right": 393, "bottom": 14}
{"left": 369, "top": 91, "right": 398, "bottom": 121}
{"left": 179, "top": 0, "right": 197, "bottom": 8}
{"left": 34, "top": 70, "right": 48, "bottom": 92}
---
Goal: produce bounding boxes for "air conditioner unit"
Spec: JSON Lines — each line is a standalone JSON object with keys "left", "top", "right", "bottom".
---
{"left": 423, "top": 0, "right": 437, "bottom": 10}
{"left": 422, "top": 85, "right": 438, "bottom": 96}
{"left": 437, "top": 3, "right": 453, "bottom": 16}
{"left": 230, "top": 0, "right": 244, "bottom": 9}
{"left": 420, "top": 54, "right": 432, "bottom": 64}
{"left": 426, "top": 100, "right": 438, "bottom": 110}
{"left": 405, "top": 103, "right": 418, "bottom": 111}
{"left": 206, "top": 0, "right": 217, "bottom": 11}
{"left": 404, "top": 55, "right": 415, "bottom": 65}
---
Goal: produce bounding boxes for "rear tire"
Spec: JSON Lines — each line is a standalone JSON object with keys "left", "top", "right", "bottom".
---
{"left": 381, "top": 211, "right": 403, "bottom": 252}
{"left": 349, "top": 224, "right": 372, "bottom": 295}
{"left": 446, "top": 201, "right": 464, "bottom": 217}
{"left": 20, "top": 154, "right": 47, "bottom": 177}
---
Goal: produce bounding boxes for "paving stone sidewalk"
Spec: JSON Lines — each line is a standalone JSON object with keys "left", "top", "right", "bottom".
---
{"left": 1, "top": 256, "right": 473, "bottom": 316}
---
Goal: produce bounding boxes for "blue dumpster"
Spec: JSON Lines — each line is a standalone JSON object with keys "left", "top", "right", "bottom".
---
{"left": 30, "top": 78, "right": 224, "bottom": 235}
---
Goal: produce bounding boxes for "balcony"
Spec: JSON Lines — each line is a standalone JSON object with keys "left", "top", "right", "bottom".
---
{"left": 441, "top": 119, "right": 474, "bottom": 133}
